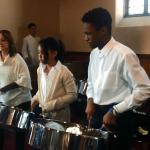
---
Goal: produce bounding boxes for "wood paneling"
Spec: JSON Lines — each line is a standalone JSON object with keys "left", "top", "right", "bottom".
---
{"left": 65, "top": 52, "right": 150, "bottom": 76}
{"left": 137, "top": 54, "right": 150, "bottom": 76}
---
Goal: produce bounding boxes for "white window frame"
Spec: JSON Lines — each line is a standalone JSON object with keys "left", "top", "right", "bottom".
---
{"left": 115, "top": 0, "right": 150, "bottom": 27}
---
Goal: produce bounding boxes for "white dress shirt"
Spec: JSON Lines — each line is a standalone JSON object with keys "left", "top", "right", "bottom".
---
{"left": 0, "top": 54, "right": 32, "bottom": 106}
{"left": 22, "top": 34, "right": 40, "bottom": 65}
{"left": 32, "top": 61, "right": 77, "bottom": 122}
{"left": 86, "top": 37, "right": 150, "bottom": 113}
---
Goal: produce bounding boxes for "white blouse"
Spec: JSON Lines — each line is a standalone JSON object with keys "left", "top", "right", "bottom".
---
{"left": 0, "top": 53, "right": 32, "bottom": 106}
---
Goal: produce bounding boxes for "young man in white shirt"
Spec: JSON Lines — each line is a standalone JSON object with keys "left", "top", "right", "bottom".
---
{"left": 22, "top": 23, "right": 40, "bottom": 66}
{"left": 82, "top": 7, "right": 150, "bottom": 150}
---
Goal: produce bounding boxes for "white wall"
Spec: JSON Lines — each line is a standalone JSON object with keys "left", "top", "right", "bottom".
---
{"left": 0, "top": 0, "right": 60, "bottom": 51}
{"left": 59, "top": 0, "right": 150, "bottom": 54}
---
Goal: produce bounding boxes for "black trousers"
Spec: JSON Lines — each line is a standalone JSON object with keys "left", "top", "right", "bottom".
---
{"left": 0, "top": 101, "right": 30, "bottom": 150}
{"left": 90, "top": 104, "right": 135, "bottom": 150}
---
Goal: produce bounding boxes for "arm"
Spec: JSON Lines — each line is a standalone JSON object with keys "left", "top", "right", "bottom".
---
{"left": 103, "top": 53, "right": 150, "bottom": 130}
{"left": 31, "top": 67, "right": 40, "bottom": 111}
{"left": 86, "top": 54, "right": 94, "bottom": 99}
{"left": 85, "top": 54, "right": 96, "bottom": 120}
{"left": 15, "top": 54, "right": 32, "bottom": 89}
{"left": 42, "top": 70, "right": 77, "bottom": 112}
{"left": 0, "top": 55, "right": 31, "bottom": 93}
{"left": 21, "top": 38, "right": 30, "bottom": 61}
{"left": 0, "top": 82, "right": 19, "bottom": 93}
{"left": 31, "top": 91, "right": 40, "bottom": 111}
{"left": 85, "top": 98, "right": 96, "bottom": 121}
{"left": 114, "top": 53, "right": 150, "bottom": 113}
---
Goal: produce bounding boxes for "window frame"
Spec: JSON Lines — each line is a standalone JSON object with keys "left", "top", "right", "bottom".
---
{"left": 115, "top": 0, "right": 150, "bottom": 27}
{"left": 124, "top": 0, "right": 150, "bottom": 17}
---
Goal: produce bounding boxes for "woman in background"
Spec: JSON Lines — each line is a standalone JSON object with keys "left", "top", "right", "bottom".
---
{"left": 0, "top": 30, "right": 32, "bottom": 150}
{"left": 31, "top": 37, "right": 77, "bottom": 122}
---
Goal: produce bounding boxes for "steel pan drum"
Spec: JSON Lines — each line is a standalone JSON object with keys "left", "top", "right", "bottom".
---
{"left": 0, "top": 103, "right": 33, "bottom": 129}
{"left": 28, "top": 118, "right": 109, "bottom": 150}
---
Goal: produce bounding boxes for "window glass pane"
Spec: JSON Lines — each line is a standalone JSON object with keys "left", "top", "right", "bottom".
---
{"left": 148, "top": 0, "right": 150, "bottom": 13}
{"left": 128, "top": 0, "right": 144, "bottom": 15}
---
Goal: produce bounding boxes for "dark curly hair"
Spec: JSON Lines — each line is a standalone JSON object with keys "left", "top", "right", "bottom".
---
{"left": 27, "top": 23, "right": 36, "bottom": 29}
{"left": 39, "top": 37, "right": 65, "bottom": 63}
{"left": 82, "top": 7, "right": 112, "bottom": 35}
{"left": 0, "top": 30, "right": 17, "bottom": 57}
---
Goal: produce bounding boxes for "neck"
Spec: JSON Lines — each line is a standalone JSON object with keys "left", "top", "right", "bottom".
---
{"left": 43, "top": 61, "right": 57, "bottom": 75}
{"left": 0, "top": 51, "right": 9, "bottom": 61}
{"left": 47, "top": 59, "right": 57, "bottom": 67}
{"left": 98, "top": 35, "right": 111, "bottom": 49}
{"left": 30, "top": 33, "right": 36, "bottom": 37}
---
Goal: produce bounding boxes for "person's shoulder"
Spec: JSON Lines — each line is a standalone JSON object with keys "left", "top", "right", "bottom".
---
{"left": 61, "top": 63, "right": 73, "bottom": 76}
{"left": 23, "top": 34, "right": 31, "bottom": 40}
{"left": 12, "top": 53, "right": 27, "bottom": 67}
{"left": 113, "top": 40, "right": 136, "bottom": 57}
{"left": 15, "top": 53, "right": 26, "bottom": 62}
{"left": 90, "top": 47, "right": 99, "bottom": 56}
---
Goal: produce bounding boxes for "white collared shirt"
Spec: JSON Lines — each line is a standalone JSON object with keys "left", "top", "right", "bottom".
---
{"left": 41, "top": 66, "right": 54, "bottom": 102}
{"left": 22, "top": 34, "right": 40, "bottom": 65}
{"left": 0, "top": 54, "right": 32, "bottom": 106}
{"left": 86, "top": 37, "right": 150, "bottom": 113}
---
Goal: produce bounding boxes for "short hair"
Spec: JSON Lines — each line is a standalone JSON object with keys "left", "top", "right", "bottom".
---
{"left": 82, "top": 7, "right": 112, "bottom": 35}
{"left": 0, "top": 30, "right": 17, "bottom": 57}
{"left": 39, "top": 37, "right": 65, "bottom": 62}
{"left": 27, "top": 23, "right": 36, "bottom": 29}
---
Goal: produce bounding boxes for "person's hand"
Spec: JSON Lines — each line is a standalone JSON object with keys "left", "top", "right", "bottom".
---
{"left": 31, "top": 99, "right": 39, "bottom": 112}
{"left": 85, "top": 98, "right": 96, "bottom": 121}
{"left": 42, "top": 105, "right": 47, "bottom": 113}
{"left": 103, "top": 111, "right": 117, "bottom": 132}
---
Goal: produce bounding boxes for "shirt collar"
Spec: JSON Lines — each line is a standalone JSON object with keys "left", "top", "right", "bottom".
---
{"left": 0, "top": 54, "right": 10, "bottom": 65}
{"left": 97, "top": 37, "right": 115, "bottom": 58}
{"left": 54, "top": 60, "right": 62, "bottom": 70}
{"left": 41, "top": 60, "right": 62, "bottom": 71}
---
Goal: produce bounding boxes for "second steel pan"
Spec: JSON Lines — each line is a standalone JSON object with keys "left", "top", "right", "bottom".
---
{"left": 28, "top": 118, "right": 109, "bottom": 150}
{"left": 0, "top": 103, "right": 34, "bottom": 130}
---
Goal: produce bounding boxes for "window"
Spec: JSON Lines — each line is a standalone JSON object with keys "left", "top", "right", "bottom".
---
{"left": 125, "top": 0, "right": 150, "bottom": 17}
{"left": 115, "top": 0, "right": 150, "bottom": 27}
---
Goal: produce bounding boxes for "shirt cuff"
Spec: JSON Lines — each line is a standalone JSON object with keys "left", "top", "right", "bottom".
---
{"left": 113, "top": 101, "right": 128, "bottom": 114}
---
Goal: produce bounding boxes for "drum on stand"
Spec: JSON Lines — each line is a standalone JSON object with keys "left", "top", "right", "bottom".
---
{"left": 27, "top": 118, "right": 109, "bottom": 150}
{"left": 0, "top": 102, "right": 36, "bottom": 150}
{"left": 0, "top": 103, "right": 34, "bottom": 130}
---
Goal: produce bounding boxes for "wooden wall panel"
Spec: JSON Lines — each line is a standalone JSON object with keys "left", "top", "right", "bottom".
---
{"left": 137, "top": 54, "right": 150, "bottom": 77}
{"left": 65, "top": 52, "right": 150, "bottom": 77}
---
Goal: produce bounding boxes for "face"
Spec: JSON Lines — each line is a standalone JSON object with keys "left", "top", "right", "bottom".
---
{"left": 0, "top": 33, "right": 9, "bottom": 53}
{"left": 38, "top": 45, "right": 47, "bottom": 64}
{"left": 83, "top": 23, "right": 105, "bottom": 49}
{"left": 29, "top": 26, "right": 37, "bottom": 37}
{"left": 38, "top": 45, "right": 57, "bottom": 64}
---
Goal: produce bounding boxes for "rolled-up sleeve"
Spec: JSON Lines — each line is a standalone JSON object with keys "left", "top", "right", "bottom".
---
{"left": 86, "top": 53, "right": 94, "bottom": 99}
{"left": 15, "top": 54, "right": 32, "bottom": 89}
{"left": 114, "top": 53, "right": 150, "bottom": 113}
